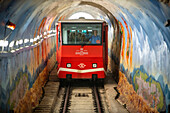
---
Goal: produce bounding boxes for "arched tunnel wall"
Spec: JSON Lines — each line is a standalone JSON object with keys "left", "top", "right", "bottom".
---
{"left": 0, "top": 0, "right": 169, "bottom": 112}
{"left": 0, "top": 37, "right": 57, "bottom": 112}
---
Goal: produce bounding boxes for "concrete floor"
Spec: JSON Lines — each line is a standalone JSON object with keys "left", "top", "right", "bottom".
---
{"left": 104, "top": 73, "right": 128, "bottom": 113}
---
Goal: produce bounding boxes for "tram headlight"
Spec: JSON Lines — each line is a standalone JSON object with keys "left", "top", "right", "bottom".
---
{"left": 92, "top": 63, "right": 97, "bottom": 68}
{"left": 66, "top": 63, "right": 71, "bottom": 68}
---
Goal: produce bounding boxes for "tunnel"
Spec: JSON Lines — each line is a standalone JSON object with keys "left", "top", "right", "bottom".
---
{"left": 0, "top": 0, "right": 170, "bottom": 112}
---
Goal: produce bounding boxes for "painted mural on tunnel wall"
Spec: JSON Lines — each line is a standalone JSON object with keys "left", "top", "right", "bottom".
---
{"left": 0, "top": 0, "right": 57, "bottom": 111}
{"left": 108, "top": 0, "right": 170, "bottom": 112}
{"left": 0, "top": 0, "right": 170, "bottom": 112}
{"left": 0, "top": 37, "right": 56, "bottom": 112}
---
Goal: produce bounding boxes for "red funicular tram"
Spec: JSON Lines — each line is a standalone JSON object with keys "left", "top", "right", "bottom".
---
{"left": 56, "top": 19, "right": 108, "bottom": 80}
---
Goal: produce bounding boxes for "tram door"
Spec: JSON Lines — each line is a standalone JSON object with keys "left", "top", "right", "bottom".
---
{"left": 56, "top": 23, "right": 61, "bottom": 65}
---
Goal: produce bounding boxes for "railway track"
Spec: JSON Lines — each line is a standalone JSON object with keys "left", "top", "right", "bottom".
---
{"left": 56, "top": 80, "right": 108, "bottom": 113}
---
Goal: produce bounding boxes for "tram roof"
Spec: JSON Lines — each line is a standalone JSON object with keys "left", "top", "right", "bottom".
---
{"left": 58, "top": 19, "right": 105, "bottom": 23}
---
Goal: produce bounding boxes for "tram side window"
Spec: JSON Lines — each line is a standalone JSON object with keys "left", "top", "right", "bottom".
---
{"left": 63, "top": 30, "right": 68, "bottom": 44}
{"left": 62, "top": 23, "right": 102, "bottom": 45}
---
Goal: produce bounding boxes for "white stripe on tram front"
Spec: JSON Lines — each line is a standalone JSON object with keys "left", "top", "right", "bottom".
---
{"left": 57, "top": 67, "right": 106, "bottom": 75}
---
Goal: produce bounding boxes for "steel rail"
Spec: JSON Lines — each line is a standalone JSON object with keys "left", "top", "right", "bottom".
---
{"left": 93, "top": 85, "right": 102, "bottom": 113}
{"left": 62, "top": 83, "right": 70, "bottom": 113}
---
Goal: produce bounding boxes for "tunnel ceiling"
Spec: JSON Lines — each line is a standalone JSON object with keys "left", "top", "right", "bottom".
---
{"left": 0, "top": 0, "right": 169, "bottom": 43}
{"left": 57, "top": 5, "right": 107, "bottom": 20}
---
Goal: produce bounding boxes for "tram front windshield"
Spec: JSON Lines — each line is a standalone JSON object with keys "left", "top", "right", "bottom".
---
{"left": 62, "top": 23, "right": 102, "bottom": 45}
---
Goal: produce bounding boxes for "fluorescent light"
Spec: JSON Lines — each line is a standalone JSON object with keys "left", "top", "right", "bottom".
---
{"left": 44, "top": 32, "right": 47, "bottom": 35}
{"left": 51, "top": 34, "right": 56, "bottom": 36}
{"left": 11, "top": 50, "right": 16, "bottom": 53}
{"left": 16, "top": 48, "right": 19, "bottom": 51}
{"left": 48, "top": 34, "right": 52, "bottom": 37}
{"left": 9, "top": 41, "right": 15, "bottom": 47}
{"left": 16, "top": 41, "right": 19, "bottom": 46}
{"left": 24, "top": 39, "right": 29, "bottom": 43}
{"left": 19, "top": 39, "right": 23, "bottom": 44}
{"left": 37, "top": 35, "right": 40, "bottom": 40}
{"left": 34, "top": 38, "right": 37, "bottom": 41}
{"left": 19, "top": 47, "right": 23, "bottom": 49}
{"left": 47, "top": 30, "right": 52, "bottom": 34}
{"left": 30, "top": 38, "right": 34, "bottom": 42}
{"left": 0, "top": 40, "right": 8, "bottom": 47}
